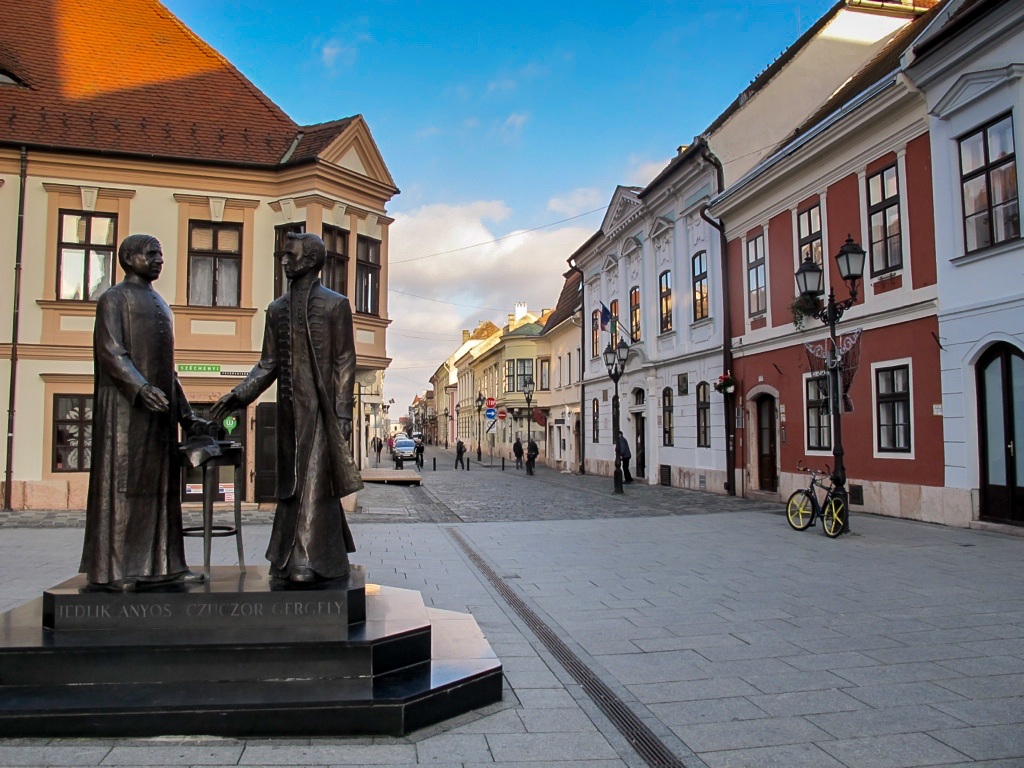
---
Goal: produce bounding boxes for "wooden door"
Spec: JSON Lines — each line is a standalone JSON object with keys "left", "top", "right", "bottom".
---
{"left": 254, "top": 402, "right": 277, "bottom": 503}
{"left": 979, "top": 343, "right": 1024, "bottom": 524}
{"left": 634, "top": 414, "right": 646, "bottom": 479}
{"left": 757, "top": 395, "right": 778, "bottom": 492}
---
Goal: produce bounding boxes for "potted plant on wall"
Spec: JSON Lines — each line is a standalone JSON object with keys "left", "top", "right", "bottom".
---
{"left": 790, "top": 294, "right": 819, "bottom": 330}
{"left": 713, "top": 370, "right": 737, "bottom": 394}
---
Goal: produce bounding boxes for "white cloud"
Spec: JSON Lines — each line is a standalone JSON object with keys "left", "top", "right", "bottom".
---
{"left": 415, "top": 125, "right": 441, "bottom": 140}
{"left": 321, "top": 39, "right": 357, "bottom": 70}
{"left": 486, "top": 78, "right": 517, "bottom": 94}
{"left": 625, "top": 155, "right": 674, "bottom": 187}
{"left": 383, "top": 201, "right": 592, "bottom": 410}
{"left": 498, "top": 112, "right": 529, "bottom": 142}
{"left": 547, "top": 188, "right": 603, "bottom": 218}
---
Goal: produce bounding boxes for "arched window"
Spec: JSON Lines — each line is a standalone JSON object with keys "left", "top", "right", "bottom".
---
{"left": 633, "top": 388, "right": 646, "bottom": 406}
{"left": 697, "top": 382, "right": 711, "bottom": 447}
{"left": 662, "top": 387, "right": 674, "bottom": 446}
{"left": 659, "top": 271, "right": 672, "bottom": 332}
{"left": 692, "top": 251, "right": 708, "bottom": 321}
{"left": 592, "top": 398, "right": 600, "bottom": 443}
{"left": 591, "top": 309, "right": 600, "bottom": 357}
{"left": 630, "top": 286, "right": 641, "bottom": 342}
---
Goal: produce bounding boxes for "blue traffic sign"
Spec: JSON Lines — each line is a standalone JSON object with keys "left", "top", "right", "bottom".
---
{"left": 485, "top": 407, "right": 497, "bottom": 420}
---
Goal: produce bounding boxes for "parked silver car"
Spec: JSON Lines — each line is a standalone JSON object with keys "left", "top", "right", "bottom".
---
{"left": 393, "top": 438, "right": 417, "bottom": 461}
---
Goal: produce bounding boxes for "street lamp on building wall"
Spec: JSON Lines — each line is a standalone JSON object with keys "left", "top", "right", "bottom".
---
{"left": 455, "top": 403, "right": 461, "bottom": 441}
{"left": 603, "top": 339, "right": 629, "bottom": 495}
{"left": 475, "top": 391, "right": 485, "bottom": 462}
{"left": 443, "top": 408, "right": 450, "bottom": 449}
{"left": 794, "top": 235, "right": 866, "bottom": 535}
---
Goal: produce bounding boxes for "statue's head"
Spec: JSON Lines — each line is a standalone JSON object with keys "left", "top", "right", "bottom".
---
{"left": 283, "top": 232, "right": 326, "bottom": 280}
{"left": 118, "top": 234, "right": 163, "bottom": 281}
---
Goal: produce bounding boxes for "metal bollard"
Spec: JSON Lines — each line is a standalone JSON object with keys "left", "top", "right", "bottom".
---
{"left": 501, "top": 457, "right": 505, "bottom": 471}
{"left": 466, "top": 459, "right": 470, "bottom": 472}
{"left": 432, "top": 456, "right": 436, "bottom": 471}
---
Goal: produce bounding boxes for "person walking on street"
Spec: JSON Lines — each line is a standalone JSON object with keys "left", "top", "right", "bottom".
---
{"left": 372, "top": 436, "right": 383, "bottom": 465}
{"left": 414, "top": 437, "right": 425, "bottom": 469}
{"left": 526, "top": 436, "right": 538, "bottom": 475}
{"left": 387, "top": 434, "right": 394, "bottom": 455}
{"left": 455, "top": 438, "right": 466, "bottom": 469}
{"left": 617, "top": 431, "right": 633, "bottom": 483}
{"left": 512, "top": 437, "right": 524, "bottom": 470}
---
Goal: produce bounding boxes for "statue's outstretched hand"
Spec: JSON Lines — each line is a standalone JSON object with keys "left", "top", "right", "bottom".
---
{"left": 139, "top": 384, "right": 169, "bottom": 413}
{"left": 210, "top": 392, "right": 241, "bottom": 422}
{"left": 339, "top": 416, "right": 353, "bottom": 442}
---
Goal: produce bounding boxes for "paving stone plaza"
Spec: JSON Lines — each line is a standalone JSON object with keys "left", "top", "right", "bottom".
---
{"left": 1, "top": 446, "right": 1023, "bottom": 767}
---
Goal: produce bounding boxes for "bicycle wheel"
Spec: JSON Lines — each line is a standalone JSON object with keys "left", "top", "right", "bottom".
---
{"left": 822, "top": 496, "right": 846, "bottom": 538}
{"left": 786, "top": 490, "right": 815, "bottom": 531}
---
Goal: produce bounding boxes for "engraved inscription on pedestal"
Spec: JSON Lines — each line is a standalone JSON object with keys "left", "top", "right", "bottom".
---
{"left": 43, "top": 565, "right": 366, "bottom": 631}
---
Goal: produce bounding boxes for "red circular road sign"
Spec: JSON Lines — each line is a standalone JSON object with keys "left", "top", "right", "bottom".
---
{"left": 497, "top": 409, "right": 507, "bottom": 421}
{"left": 485, "top": 397, "right": 497, "bottom": 408}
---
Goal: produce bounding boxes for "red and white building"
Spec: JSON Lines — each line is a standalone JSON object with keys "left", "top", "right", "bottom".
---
{"left": 708, "top": 8, "right": 957, "bottom": 523}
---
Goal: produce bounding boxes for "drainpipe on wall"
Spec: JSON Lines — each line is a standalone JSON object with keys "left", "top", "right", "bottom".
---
{"left": 698, "top": 142, "right": 736, "bottom": 497}
{"left": 569, "top": 259, "right": 585, "bottom": 475}
{"left": 5, "top": 148, "right": 27, "bottom": 510}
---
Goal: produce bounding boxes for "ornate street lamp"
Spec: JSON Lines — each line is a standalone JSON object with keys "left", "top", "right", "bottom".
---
{"left": 455, "top": 403, "right": 461, "bottom": 442}
{"left": 443, "top": 408, "right": 450, "bottom": 449}
{"left": 475, "top": 391, "right": 485, "bottom": 462}
{"left": 523, "top": 377, "right": 535, "bottom": 475}
{"left": 794, "top": 235, "right": 866, "bottom": 534}
{"left": 603, "top": 338, "right": 630, "bottom": 494}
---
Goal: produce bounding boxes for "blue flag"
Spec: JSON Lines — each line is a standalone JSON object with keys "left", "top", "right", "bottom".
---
{"left": 600, "top": 302, "right": 611, "bottom": 331}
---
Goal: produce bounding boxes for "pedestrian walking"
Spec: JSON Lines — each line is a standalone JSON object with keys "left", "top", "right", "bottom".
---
{"left": 616, "top": 431, "right": 633, "bottom": 483}
{"left": 455, "top": 438, "right": 466, "bottom": 469}
{"left": 512, "top": 437, "right": 524, "bottom": 469}
{"left": 414, "top": 437, "right": 425, "bottom": 469}
{"left": 526, "top": 436, "right": 538, "bottom": 475}
{"left": 372, "top": 436, "right": 383, "bottom": 465}
{"left": 387, "top": 434, "right": 394, "bottom": 455}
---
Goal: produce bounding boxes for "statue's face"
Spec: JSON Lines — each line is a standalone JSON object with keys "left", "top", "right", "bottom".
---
{"left": 125, "top": 240, "right": 163, "bottom": 281}
{"left": 282, "top": 239, "right": 319, "bottom": 280}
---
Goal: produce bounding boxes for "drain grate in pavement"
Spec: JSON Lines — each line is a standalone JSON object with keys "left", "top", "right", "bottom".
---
{"left": 448, "top": 527, "right": 690, "bottom": 768}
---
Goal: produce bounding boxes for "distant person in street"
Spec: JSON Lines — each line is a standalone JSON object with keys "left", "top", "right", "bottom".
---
{"left": 512, "top": 437, "right": 524, "bottom": 469}
{"left": 455, "top": 438, "right": 466, "bottom": 469}
{"left": 415, "top": 437, "right": 425, "bottom": 469}
{"left": 617, "top": 431, "right": 633, "bottom": 483}
{"left": 372, "top": 436, "right": 383, "bottom": 465}
{"left": 387, "top": 434, "right": 394, "bottom": 455}
{"left": 526, "top": 436, "right": 538, "bottom": 476}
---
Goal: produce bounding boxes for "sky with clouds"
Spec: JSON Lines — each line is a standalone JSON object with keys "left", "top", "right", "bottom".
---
{"left": 164, "top": 0, "right": 837, "bottom": 414}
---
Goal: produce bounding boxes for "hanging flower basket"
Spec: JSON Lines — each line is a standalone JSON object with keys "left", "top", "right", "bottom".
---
{"left": 713, "top": 371, "right": 737, "bottom": 394}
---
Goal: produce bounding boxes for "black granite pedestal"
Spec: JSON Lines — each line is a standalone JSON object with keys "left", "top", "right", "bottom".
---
{"left": 0, "top": 566, "right": 502, "bottom": 737}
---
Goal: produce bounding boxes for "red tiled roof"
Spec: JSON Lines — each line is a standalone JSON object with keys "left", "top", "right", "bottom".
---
{"left": 0, "top": 0, "right": 310, "bottom": 166}
{"left": 287, "top": 118, "right": 356, "bottom": 163}
{"left": 541, "top": 270, "right": 583, "bottom": 332}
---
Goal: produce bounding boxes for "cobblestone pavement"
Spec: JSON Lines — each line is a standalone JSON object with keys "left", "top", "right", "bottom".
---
{"left": 1, "top": 444, "right": 1022, "bottom": 767}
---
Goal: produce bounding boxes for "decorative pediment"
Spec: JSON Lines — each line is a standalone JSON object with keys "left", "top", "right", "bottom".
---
{"left": 932, "top": 65, "right": 1024, "bottom": 119}
{"left": 602, "top": 253, "right": 618, "bottom": 271}
{"left": 319, "top": 115, "right": 398, "bottom": 190}
{"left": 600, "top": 185, "right": 642, "bottom": 235}
{"left": 620, "top": 235, "right": 642, "bottom": 259}
{"left": 649, "top": 216, "right": 673, "bottom": 243}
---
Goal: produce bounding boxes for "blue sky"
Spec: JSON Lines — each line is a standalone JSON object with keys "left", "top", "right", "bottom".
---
{"left": 164, "top": 0, "right": 838, "bottom": 410}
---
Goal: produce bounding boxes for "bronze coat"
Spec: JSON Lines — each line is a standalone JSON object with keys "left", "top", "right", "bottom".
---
{"left": 80, "top": 281, "right": 192, "bottom": 584}
{"left": 232, "top": 281, "right": 360, "bottom": 566}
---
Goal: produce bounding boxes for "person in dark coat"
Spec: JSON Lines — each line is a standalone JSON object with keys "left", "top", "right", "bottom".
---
{"left": 617, "top": 431, "right": 633, "bottom": 483}
{"left": 512, "top": 437, "right": 524, "bottom": 469}
{"left": 455, "top": 439, "right": 466, "bottom": 469}
{"left": 526, "top": 436, "right": 538, "bottom": 475}
{"left": 213, "top": 233, "right": 362, "bottom": 583}
{"left": 80, "top": 234, "right": 205, "bottom": 590}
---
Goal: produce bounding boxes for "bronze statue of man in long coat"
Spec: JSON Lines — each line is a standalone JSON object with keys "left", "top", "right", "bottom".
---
{"left": 81, "top": 234, "right": 203, "bottom": 590}
{"left": 212, "top": 232, "right": 361, "bottom": 583}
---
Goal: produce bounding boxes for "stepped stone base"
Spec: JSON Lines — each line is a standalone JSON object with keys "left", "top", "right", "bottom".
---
{"left": 0, "top": 566, "right": 502, "bottom": 737}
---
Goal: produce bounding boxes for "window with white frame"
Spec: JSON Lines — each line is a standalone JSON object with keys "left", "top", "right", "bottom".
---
{"left": 960, "top": 114, "right": 1019, "bottom": 253}
{"left": 355, "top": 235, "right": 381, "bottom": 315}
{"left": 692, "top": 252, "right": 709, "bottom": 321}
{"left": 556, "top": 355, "right": 562, "bottom": 388}
{"left": 867, "top": 165, "right": 902, "bottom": 275}
{"left": 57, "top": 211, "right": 117, "bottom": 301}
{"left": 798, "top": 204, "right": 823, "bottom": 267}
{"left": 629, "top": 285, "right": 641, "bottom": 342}
{"left": 53, "top": 394, "right": 93, "bottom": 472}
{"left": 806, "top": 375, "right": 831, "bottom": 451}
{"left": 659, "top": 271, "right": 672, "bottom": 332}
{"left": 591, "top": 309, "right": 600, "bottom": 356}
{"left": 696, "top": 382, "right": 710, "bottom": 447}
{"left": 505, "top": 358, "right": 534, "bottom": 393}
{"left": 875, "top": 364, "right": 911, "bottom": 453}
{"left": 188, "top": 221, "right": 241, "bottom": 307}
{"left": 610, "top": 299, "right": 620, "bottom": 348}
{"left": 746, "top": 235, "right": 766, "bottom": 316}
{"left": 539, "top": 358, "right": 550, "bottom": 390}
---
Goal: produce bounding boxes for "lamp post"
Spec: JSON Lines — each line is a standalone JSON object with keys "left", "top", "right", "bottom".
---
{"left": 523, "top": 377, "right": 535, "bottom": 475}
{"left": 475, "top": 391, "right": 485, "bottom": 462}
{"left": 455, "top": 403, "right": 461, "bottom": 443}
{"left": 443, "top": 408, "right": 450, "bottom": 449}
{"left": 603, "top": 339, "right": 629, "bottom": 494}
{"left": 794, "top": 235, "right": 866, "bottom": 535}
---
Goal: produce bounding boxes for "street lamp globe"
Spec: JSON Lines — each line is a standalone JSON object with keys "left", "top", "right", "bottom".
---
{"left": 615, "top": 338, "right": 629, "bottom": 367}
{"left": 602, "top": 342, "right": 616, "bottom": 370}
{"left": 795, "top": 255, "right": 824, "bottom": 298}
{"left": 835, "top": 235, "right": 867, "bottom": 285}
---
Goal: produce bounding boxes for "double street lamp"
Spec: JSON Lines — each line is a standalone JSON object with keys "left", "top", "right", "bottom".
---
{"left": 523, "top": 377, "right": 535, "bottom": 475}
{"left": 603, "top": 339, "right": 629, "bottom": 494}
{"left": 475, "top": 392, "right": 485, "bottom": 462}
{"left": 794, "top": 235, "right": 866, "bottom": 535}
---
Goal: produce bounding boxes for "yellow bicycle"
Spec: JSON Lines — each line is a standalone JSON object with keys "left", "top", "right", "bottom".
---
{"left": 786, "top": 464, "right": 846, "bottom": 538}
